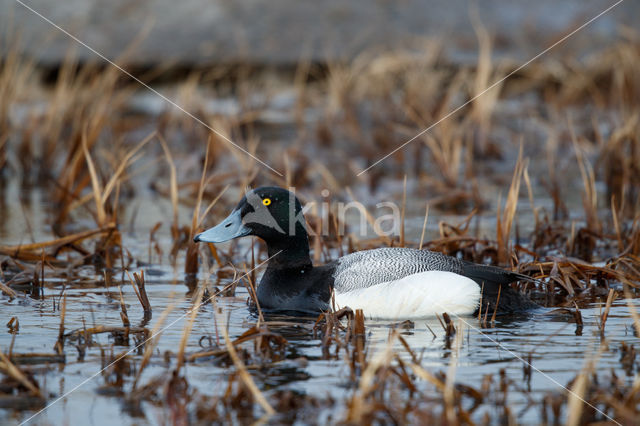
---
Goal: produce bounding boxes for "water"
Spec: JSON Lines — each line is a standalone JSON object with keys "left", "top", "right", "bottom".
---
{"left": 2, "top": 229, "right": 638, "bottom": 424}
{"left": 1, "top": 74, "right": 638, "bottom": 424}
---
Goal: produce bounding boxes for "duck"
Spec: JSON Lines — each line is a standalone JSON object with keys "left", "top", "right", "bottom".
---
{"left": 194, "top": 187, "right": 538, "bottom": 320}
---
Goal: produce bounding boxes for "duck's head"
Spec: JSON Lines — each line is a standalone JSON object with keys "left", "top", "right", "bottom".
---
{"left": 194, "top": 187, "right": 308, "bottom": 248}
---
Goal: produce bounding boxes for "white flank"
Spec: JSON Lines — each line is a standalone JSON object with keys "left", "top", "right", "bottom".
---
{"left": 334, "top": 271, "right": 480, "bottom": 320}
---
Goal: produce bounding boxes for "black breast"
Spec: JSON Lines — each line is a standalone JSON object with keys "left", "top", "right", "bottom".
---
{"left": 256, "top": 263, "right": 337, "bottom": 313}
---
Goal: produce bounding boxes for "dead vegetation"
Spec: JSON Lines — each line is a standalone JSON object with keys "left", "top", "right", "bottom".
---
{"left": 0, "top": 30, "right": 640, "bottom": 424}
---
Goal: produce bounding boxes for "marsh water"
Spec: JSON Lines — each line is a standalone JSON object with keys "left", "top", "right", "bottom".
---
{"left": 1, "top": 156, "right": 638, "bottom": 425}
{"left": 4, "top": 262, "right": 640, "bottom": 425}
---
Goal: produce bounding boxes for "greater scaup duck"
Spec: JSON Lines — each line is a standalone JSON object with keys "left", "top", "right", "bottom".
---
{"left": 194, "top": 187, "right": 538, "bottom": 319}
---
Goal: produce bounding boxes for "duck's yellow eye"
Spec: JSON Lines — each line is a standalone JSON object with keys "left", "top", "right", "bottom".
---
{"left": 262, "top": 198, "right": 271, "bottom": 206}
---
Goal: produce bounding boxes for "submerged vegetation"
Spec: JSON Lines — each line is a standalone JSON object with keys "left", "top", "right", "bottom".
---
{"left": 1, "top": 25, "right": 640, "bottom": 424}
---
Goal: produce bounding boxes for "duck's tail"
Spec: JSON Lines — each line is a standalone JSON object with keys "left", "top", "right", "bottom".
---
{"left": 461, "top": 261, "right": 540, "bottom": 314}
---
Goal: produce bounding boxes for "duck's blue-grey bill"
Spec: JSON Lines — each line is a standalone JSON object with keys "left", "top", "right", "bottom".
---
{"left": 194, "top": 209, "right": 251, "bottom": 243}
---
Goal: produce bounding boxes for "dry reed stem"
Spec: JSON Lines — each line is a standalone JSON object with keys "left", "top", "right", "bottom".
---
{"left": 490, "top": 285, "right": 501, "bottom": 324}
{"left": 599, "top": 289, "right": 617, "bottom": 333}
{"left": 523, "top": 166, "right": 539, "bottom": 228}
{"left": 55, "top": 296, "right": 67, "bottom": 354}
{"left": 197, "top": 184, "right": 230, "bottom": 230}
{"left": 0, "top": 279, "right": 18, "bottom": 298}
{"left": 470, "top": 4, "right": 503, "bottom": 150}
{"left": 176, "top": 285, "right": 205, "bottom": 372}
{"left": 400, "top": 175, "right": 407, "bottom": 247}
{"left": 64, "top": 326, "right": 148, "bottom": 339}
{"left": 101, "top": 132, "right": 155, "bottom": 206}
{"left": 219, "top": 310, "right": 275, "bottom": 415}
{"left": 126, "top": 270, "right": 152, "bottom": 315}
{"left": 71, "top": 132, "right": 154, "bottom": 225}
{"left": 444, "top": 364, "right": 458, "bottom": 421}
{"left": 347, "top": 330, "right": 397, "bottom": 423}
{"left": 496, "top": 146, "right": 525, "bottom": 264}
{"left": 312, "top": 162, "right": 342, "bottom": 194}
{"left": 0, "top": 224, "right": 116, "bottom": 260}
{"left": 418, "top": 203, "right": 430, "bottom": 250}
{"left": 623, "top": 286, "right": 640, "bottom": 338}
{"left": 566, "top": 347, "right": 603, "bottom": 426}
{"left": 611, "top": 195, "right": 624, "bottom": 252}
{"left": 118, "top": 286, "right": 130, "bottom": 328}
{"left": 345, "top": 187, "right": 392, "bottom": 245}
{"left": 0, "top": 350, "right": 41, "bottom": 397}
{"left": 189, "top": 139, "right": 232, "bottom": 237}
{"left": 570, "top": 121, "right": 601, "bottom": 233}
{"left": 82, "top": 132, "right": 107, "bottom": 226}
{"left": 409, "top": 363, "right": 446, "bottom": 392}
{"left": 184, "top": 138, "right": 215, "bottom": 275}
{"left": 422, "top": 130, "right": 464, "bottom": 187}
{"left": 133, "top": 300, "right": 176, "bottom": 389}
{"left": 566, "top": 369, "right": 589, "bottom": 426}
{"left": 190, "top": 137, "right": 212, "bottom": 238}
{"left": 243, "top": 264, "right": 264, "bottom": 326}
{"left": 159, "top": 134, "right": 180, "bottom": 237}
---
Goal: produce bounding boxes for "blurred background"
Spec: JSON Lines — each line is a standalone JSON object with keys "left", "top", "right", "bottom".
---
{"left": 2, "top": 0, "right": 636, "bottom": 65}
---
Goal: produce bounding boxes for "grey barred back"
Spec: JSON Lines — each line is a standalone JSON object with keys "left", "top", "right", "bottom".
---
{"left": 333, "top": 248, "right": 464, "bottom": 292}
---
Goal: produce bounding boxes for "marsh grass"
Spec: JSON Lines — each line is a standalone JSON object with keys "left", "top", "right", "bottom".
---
{"left": 1, "top": 32, "right": 640, "bottom": 425}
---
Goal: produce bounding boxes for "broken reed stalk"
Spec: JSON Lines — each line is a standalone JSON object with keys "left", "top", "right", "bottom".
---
{"left": 118, "top": 286, "right": 130, "bottom": 328}
{"left": 219, "top": 310, "right": 275, "bottom": 416}
{"left": 55, "top": 296, "right": 66, "bottom": 354}
{"left": 572, "top": 302, "right": 584, "bottom": 336}
{"left": 127, "top": 270, "right": 152, "bottom": 316}
{"left": 599, "top": 288, "right": 617, "bottom": 334}
{"left": 6, "top": 317, "right": 19, "bottom": 335}
{"left": 353, "top": 309, "right": 366, "bottom": 369}
{"left": 442, "top": 313, "right": 456, "bottom": 338}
